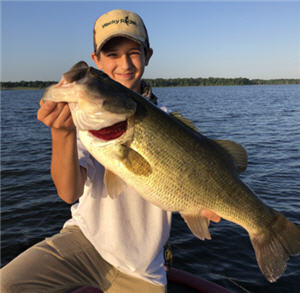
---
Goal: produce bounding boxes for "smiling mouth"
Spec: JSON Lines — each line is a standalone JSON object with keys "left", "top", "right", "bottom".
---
{"left": 89, "top": 121, "right": 127, "bottom": 141}
{"left": 117, "top": 72, "right": 134, "bottom": 79}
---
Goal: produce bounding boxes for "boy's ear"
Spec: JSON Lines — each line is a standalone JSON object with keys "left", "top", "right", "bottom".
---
{"left": 145, "top": 48, "right": 153, "bottom": 66}
{"left": 91, "top": 52, "right": 102, "bottom": 69}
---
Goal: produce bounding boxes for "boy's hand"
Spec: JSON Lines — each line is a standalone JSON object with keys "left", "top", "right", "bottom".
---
{"left": 37, "top": 99, "right": 75, "bottom": 130}
{"left": 201, "top": 209, "right": 221, "bottom": 223}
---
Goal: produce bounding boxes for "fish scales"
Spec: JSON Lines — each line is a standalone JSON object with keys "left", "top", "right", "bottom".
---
{"left": 125, "top": 93, "right": 274, "bottom": 228}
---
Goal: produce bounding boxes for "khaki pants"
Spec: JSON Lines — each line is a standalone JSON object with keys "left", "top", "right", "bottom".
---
{"left": 1, "top": 226, "right": 166, "bottom": 293}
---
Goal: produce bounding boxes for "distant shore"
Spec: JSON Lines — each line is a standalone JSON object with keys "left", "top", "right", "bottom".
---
{"left": 1, "top": 87, "right": 44, "bottom": 90}
{"left": 1, "top": 81, "right": 56, "bottom": 91}
{"left": 1, "top": 78, "right": 300, "bottom": 90}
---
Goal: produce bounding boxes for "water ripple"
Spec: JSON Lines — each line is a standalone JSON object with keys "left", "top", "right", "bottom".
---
{"left": 1, "top": 86, "right": 300, "bottom": 292}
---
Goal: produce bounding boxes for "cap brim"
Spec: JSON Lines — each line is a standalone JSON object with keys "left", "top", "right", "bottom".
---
{"left": 97, "top": 32, "right": 146, "bottom": 52}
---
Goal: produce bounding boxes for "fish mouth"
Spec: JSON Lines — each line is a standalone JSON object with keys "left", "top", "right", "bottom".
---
{"left": 88, "top": 120, "right": 127, "bottom": 141}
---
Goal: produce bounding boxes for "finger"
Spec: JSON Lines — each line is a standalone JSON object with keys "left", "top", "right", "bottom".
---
{"left": 37, "top": 101, "right": 57, "bottom": 121}
{"left": 52, "top": 104, "right": 75, "bottom": 129}
{"left": 39, "top": 98, "right": 48, "bottom": 107}
{"left": 49, "top": 102, "right": 67, "bottom": 125}
{"left": 64, "top": 114, "right": 75, "bottom": 129}
{"left": 38, "top": 102, "right": 67, "bottom": 127}
{"left": 201, "top": 209, "right": 221, "bottom": 223}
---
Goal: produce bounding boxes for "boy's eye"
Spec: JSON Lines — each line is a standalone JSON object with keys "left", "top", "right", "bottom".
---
{"left": 104, "top": 50, "right": 141, "bottom": 58}
{"left": 129, "top": 51, "right": 142, "bottom": 57}
{"left": 106, "top": 53, "right": 118, "bottom": 57}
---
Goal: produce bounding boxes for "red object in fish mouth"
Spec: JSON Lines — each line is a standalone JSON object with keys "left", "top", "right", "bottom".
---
{"left": 89, "top": 121, "right": 127, "bottom": 141}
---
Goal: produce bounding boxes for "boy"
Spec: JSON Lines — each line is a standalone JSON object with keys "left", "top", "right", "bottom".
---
{"left": 1, "top": 9, "right": 219, "bottom": 293}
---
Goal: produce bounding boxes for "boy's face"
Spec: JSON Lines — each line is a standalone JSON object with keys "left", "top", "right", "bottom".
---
{"left": 91, "top": 37, "right": 152, "bottom": 93}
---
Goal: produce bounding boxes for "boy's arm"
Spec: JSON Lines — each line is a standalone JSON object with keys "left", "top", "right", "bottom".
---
{"left": 37, "top": 100, "right": 87, "bottom": 204}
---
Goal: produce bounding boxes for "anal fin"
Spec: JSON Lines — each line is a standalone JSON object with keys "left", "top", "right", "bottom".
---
{"left": 180, "top": 211, "right": 211, "bottom": 240}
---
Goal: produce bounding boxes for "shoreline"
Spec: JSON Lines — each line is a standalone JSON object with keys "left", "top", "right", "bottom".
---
{"left": 2, "top": 83, "right": 300, "bottom": 91}
{"left": 1, "top": 87, "right": 46, "bottom": 90}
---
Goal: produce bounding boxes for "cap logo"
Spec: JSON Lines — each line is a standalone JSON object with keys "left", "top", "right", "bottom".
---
{"left": 102, "top": 16, "right": 137, "bottom": 29}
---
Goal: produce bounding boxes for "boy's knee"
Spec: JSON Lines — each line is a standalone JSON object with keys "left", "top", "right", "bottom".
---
{"left": 0, "top": 270, "right": 16, "bottom": 293}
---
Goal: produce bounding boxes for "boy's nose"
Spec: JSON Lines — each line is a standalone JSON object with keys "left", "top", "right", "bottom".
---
{"left": 119, "top": 54, "right": 133, "bottom": 70}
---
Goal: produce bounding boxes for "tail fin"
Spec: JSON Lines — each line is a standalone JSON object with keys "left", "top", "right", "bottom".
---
{"left": 250, "top": 212, "right": 300, "bottom": 282}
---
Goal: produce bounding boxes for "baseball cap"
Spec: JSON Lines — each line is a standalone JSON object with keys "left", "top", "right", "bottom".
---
{"left": 93, "top": 9, "right": 150, "bottom": 54}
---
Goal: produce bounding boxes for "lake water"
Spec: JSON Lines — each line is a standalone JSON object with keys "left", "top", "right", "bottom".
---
{"left": 1, "top": 85, "right": 300, "bottom": 292}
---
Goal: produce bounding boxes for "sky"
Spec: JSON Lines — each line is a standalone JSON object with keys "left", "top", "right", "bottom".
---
{"left": 1, "top": 0, "right": 300, "bottom": 81}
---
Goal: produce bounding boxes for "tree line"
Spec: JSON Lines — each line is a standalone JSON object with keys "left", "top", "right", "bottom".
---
{"left": 1, "top": 80, "right": 57, "bottom": 89}
{"left": 1, "top": 78, "right": 299, "bottom": 89}
{"left": 143, "top": 77, "right": 300, "bottom": 87}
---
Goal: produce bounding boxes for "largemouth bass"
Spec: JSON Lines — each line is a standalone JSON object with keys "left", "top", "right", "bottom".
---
{"left": 43, "top": 61, "right": 300, "bottom": 283}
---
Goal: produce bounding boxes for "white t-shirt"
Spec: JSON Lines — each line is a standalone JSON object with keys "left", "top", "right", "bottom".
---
{"left": 64, "top": 137, "right": 172, "bottom": 285}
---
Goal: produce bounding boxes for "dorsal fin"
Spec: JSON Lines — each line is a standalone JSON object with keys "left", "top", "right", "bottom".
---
{"left": 170, "top": 112, "right": 198, "bottom": 132}
{"left": 170, "top": 112, "right": 248, "bottom": 173}
{"left": 214, "top": 139, "right": 248, "bottom": 173}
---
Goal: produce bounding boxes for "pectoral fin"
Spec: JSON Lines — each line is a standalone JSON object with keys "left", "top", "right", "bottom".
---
{"left": 118, "top": 145, "right": 152, "bottom": 176}
{"left": 104, "top": 169, "right": 126, "bottom": 198}
{"left": 180, "top": 211, "right": 212, "bottom": 240}
{"left": 214, "top": 140, "right": 248, "bottom": 173}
